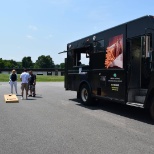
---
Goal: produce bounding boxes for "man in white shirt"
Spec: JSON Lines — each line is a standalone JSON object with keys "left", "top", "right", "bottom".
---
{"left": 20, "top": 69, "right": 30, "bottom": 100}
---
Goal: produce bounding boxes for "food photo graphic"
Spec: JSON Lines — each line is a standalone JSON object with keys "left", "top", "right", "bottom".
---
{"left": 105, "top": 34, "right": 123, "bottom": 68}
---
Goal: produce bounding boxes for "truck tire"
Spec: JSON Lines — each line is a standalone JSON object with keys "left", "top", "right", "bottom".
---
{"left": 149, "top": 98, "right": 154, "bottom": 121}
{"left": 80, "top": 84, "right": 92, "bottom": 106}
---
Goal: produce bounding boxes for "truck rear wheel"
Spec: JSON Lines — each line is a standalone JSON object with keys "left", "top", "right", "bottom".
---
{"left": 150, "top": 98, "right": 154, "bottom": 120}
{"left": 80, "top": 84, "right": 92, "bottom": 106}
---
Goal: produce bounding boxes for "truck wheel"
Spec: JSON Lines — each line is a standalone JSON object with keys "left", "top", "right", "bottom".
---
{"left": 150, "top": 98, "right": 154, "bottom": 121}
{"left": 80, "top": 84, "right": 92, "bottom": 106}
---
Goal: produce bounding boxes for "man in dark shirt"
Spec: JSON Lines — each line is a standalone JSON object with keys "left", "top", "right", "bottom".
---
{"left": 28, "top": 70, "right": 36, "bottom": 97}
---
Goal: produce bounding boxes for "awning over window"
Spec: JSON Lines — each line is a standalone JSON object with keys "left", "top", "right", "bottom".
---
{"left": 58, "top": 45, "right": 90, "bottom": 54}
{"left": 58, "top": 50, "right": 68, "bottom": 54}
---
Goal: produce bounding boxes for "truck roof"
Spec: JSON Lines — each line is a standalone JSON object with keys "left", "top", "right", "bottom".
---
{"left": 67, "top": 15, "right": 154, "bottom": 50}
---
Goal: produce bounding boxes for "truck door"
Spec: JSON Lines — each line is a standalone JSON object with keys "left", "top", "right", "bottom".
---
{"left": 127, "top": 35, "right": 151, "bottom": 102}
{"left": 127, "top": 37, "right": 141, "bottom": 89}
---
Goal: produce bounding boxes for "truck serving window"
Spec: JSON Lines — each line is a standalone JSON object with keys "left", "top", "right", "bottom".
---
{"left": 73, "top": 48, "right": 90, "bottom": 66}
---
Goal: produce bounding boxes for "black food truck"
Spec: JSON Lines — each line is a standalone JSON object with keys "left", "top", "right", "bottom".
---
{"left": 60, "top": 15, "right": 154, "bottom": 120}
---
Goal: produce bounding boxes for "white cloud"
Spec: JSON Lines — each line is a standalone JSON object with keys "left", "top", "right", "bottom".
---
{"left": 44, "top": 34, "right": 54, "bottom": 40}
{"left": 26, "top": 35, "right": 34, "bottom": 40}
{"left": 28, "top": 25, "right": 38, "bottom": 31}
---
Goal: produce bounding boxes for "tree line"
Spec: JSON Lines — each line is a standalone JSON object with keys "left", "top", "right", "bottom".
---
{"left": 0, "top": 55, "right": 65, "bottom": 69}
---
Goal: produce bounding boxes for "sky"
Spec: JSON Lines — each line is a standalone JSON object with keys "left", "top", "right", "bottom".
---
{"left": 0, "top": 0, "right": 154, "bottom": 65}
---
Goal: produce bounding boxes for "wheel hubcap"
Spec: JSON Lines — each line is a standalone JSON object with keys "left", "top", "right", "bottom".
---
{"left": 81, "top": 88, "right": 88, "bottom": 102}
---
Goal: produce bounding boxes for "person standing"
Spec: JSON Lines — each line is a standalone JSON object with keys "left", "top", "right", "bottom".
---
{"left": 28, "top": 70, "right": 36, "bottom": 97}
{"left": 9, "top": 69, "right": 18, "bottom": 94}
{"left": 20, "top": 69, "right": 30, "bottom": 100}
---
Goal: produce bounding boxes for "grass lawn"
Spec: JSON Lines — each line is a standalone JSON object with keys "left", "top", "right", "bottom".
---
{"left": 0, "top": 74, "right": 64, "bottom": 82}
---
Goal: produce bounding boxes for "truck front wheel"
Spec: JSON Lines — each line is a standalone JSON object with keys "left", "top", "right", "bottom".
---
{"left": 150, "top": 98, "right": 154, "bottom": 121}
{"left": 80, "top": 84, "right": 92, "bottom": 106}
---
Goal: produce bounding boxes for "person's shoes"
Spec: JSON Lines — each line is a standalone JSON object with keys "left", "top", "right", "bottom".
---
{"left": 28, "top": 95, "right": 32, "bottom": 97}
{"left": 32, "top": 94, "right": 35, "bottom": 97}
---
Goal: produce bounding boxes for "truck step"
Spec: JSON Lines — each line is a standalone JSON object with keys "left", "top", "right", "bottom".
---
{"left": 126, "top": 102, "right": 144, "bottom": 108}
{"left": 135, "top": 95, "right": 145, "bottom": 104}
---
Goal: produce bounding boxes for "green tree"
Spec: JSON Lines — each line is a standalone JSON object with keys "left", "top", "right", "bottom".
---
{"left": 16, "top": 62, "right": 22, "bottom": 68}
{"left": 34, "top": 55, "right": 54, "bottom": 68}
{"left": 55, "top": 64, "right": 60, "bottom": 69}
{"left": 22, "top": 56, "right": 33, "bottom": 68}
{"left": 10, "top": 59, "right": 18, "bottom": 68}
{"left": 55, "top": 63, "right": 65, "bottom": 69}
{"left": 3, "top": 59, "right": 18, "bottom": 68}
{"left": 4, "top": 60, "right": 12, "bottom": 68}
{"left": 60, "top": 63, "right": 65, "bottom": 69}
{"left": 0, "top": 58, "right": 4, "bottom": 68}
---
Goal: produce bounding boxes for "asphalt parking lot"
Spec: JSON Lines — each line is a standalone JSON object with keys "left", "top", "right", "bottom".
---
{"left": 0, "top": 82, "right": 154, "bottom": 154}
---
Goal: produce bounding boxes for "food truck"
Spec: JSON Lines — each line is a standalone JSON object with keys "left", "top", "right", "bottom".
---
{"left": 60, "top": 15, "right": 154, "bottom": 120}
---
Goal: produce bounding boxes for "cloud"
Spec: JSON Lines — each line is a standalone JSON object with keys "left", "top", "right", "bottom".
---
{"left": 28, "top": 25, "right": 38, "bottom": 31}
{"left": 26, "top": 35, "right": 34, "bottom": 40}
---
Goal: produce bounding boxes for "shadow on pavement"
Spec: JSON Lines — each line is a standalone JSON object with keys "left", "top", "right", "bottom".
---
{"left": 27, "top": 94, "right": 43, "bottom": 98}
{"left": 69, "top": 98, "right": 154, "bottom": 125}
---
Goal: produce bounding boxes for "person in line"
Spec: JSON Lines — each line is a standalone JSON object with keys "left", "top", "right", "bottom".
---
{"left": 9, "top": 69, "right": 18, "bottom": 94}
{"left": 20, "top": 69, "right": 30, "bottom": 100}
{"left": 28, "top": 70, "right": 36, "bottom": 97}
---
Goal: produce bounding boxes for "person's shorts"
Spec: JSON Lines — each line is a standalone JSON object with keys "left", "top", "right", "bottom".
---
{"left": 29, "top": 85, "right": 35, "bottom": 91}
{"left": 21, "top": 83, "right": 29, "bottom": 91}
